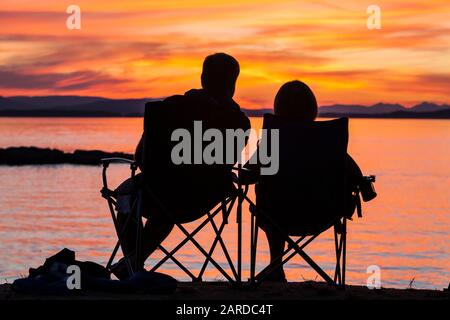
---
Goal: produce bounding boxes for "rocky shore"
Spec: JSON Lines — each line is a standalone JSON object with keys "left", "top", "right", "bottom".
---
{"left": 0, "top": 147, "right": 133, "bottom": 165}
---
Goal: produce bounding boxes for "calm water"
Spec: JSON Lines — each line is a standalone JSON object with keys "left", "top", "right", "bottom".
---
{"left": 0, "top": 117, "right": 449, "bottom": 289}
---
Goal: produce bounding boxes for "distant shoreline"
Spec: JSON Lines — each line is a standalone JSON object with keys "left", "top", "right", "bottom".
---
{"left": 1, "top": 110, "right": 450, "bottom": 119}
{"left": 0, "top": 147, "right": 133, "bottom": 166}
{"left": 2, "top": 96, "right": 449, "bottom": 118}
{"left": 318, "top": 111, "right": 450, "bottom": 119}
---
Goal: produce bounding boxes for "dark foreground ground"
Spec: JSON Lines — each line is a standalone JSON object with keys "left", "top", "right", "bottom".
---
{"left": 0, "top": 282, "right": 448, "bottom": 300}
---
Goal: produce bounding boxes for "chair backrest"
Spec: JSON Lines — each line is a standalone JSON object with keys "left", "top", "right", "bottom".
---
{"left": 256, "top": 114, "right": 349, "bottom": 235}
{"left": 142, "top": 99, "right": 237, "bottom": 183}
{"left": 140, "top": 99, "right": 240, "bottom": 223}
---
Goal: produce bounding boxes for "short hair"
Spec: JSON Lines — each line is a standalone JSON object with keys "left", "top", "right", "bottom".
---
{"left": 201, "top": 53, "right": 240, "bottom": 96}
{"left": 274, "top": 80, "right": 318, "bottom": 121}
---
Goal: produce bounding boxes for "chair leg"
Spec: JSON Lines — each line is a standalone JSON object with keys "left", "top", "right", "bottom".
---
{"left": 105, "top": 195, "right": 135, "bottom": 275}
{"left": 172, "top": 221, "right": 235, "bottom": 282}
{"left": 255, "top": 236, "right": 303, "bottom": 282}
{"left": 245, "top": 195, "right": 335, "bottom": 286}
{"left": 150, "top": 197, "right": 231, "bottom": 271}
{"left": 134, "top": 190, "right": 143, "bottom": 272}
{"left": 197, "top": 218, "right": 232, "bottom": 281}
{"left": 247, "top": 198, "right": 259, "bottom": 284}
{"left": 333, "top": 217, "right": 347, "bottom": 289}
{"left": 250, "top": 209, "right": 258, "bottom": 284}
{"left": 103, "top": 163, "right": 152, "bottom": 278}
{"left": 288, "top": 237, "right": 335, "bottom": 285}
{"left": 334, "top": 223, "right": 342, "bottom": 285}
{"left": 148, "top": 192, "right": 236, "bottom": 282}
{"left": 237, "top": 191, "right": 243, "bottom": 283}
{"left": 342, "top": 218, "right": 347, "bottom": 288}
{"left": 198, "top": 197, "right": 238, "bottom": 281}
{"left": 157, "top": 244, "right": 197, "bottom": 281}
{"left": 256, "top": 232, "right": 326, "bottom": 283}
{"left": 107, "top": 241, "right": 121, "bottom": 270}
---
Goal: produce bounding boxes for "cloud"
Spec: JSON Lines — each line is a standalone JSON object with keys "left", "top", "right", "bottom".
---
{"left": 0, "top": 0, "right": 448, "bottom": 104}
{"left": 0, "top": 69, "right": 125, "bottom": 90}
{"left": 417, "top": 73, "right": 450, "bottom": 85}
{"left": 410, "top": 73, "right": 450, "bottom": 95}
{"left": 0, "top": 35, "right": 168, "bottom": 72}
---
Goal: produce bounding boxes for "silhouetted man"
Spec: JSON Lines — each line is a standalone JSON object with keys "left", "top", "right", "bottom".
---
{"left": 113, "top": 53, "right": 250, "bottom": 279}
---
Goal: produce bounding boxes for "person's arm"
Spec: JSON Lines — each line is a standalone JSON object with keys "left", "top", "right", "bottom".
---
{"left": 229, "top": 106, "right": 251, "bottom": 133}
{"left": 241, "top": 149, "right": 261, "bottom": 184}
{"left": 233, "top": 106, "right": 256, "bottom": 182}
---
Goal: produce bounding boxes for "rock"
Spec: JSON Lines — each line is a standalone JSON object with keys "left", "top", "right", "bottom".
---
{"left": 0, "top": 147, "right": 133, "bottom": 165}
{"left": 0, "top": 147, "right": 67, "bottom": 165}
{"left": 70, "top": 150, "right": 133, "bottom": 165}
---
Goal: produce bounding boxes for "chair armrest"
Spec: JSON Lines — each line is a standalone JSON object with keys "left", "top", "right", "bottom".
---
{"left": 232, "top": 166, "right": 259, "bottom": 185}
{"left": 101, "top": 157, "right": 136, "bottom": 165}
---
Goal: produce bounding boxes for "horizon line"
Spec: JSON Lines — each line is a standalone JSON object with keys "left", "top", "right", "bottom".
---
{"left": 2, "top": 95, "right": 449, "bottom": 109}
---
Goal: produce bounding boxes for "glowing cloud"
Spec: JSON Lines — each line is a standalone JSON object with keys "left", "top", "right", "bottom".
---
{"left": 0, "top": 0, "right": 449, "bottom": 107}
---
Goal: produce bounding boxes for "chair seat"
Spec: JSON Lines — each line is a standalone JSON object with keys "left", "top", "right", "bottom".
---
{"left": 141, "top": 181, "right": 237, "bottom": 224}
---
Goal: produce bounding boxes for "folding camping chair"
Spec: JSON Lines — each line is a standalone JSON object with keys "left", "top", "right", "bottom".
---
{"left": 246, "top": 115, "right": 367, "bottom": 288}
{"left": 100, "top": 102, "right": 248, "bottom": 284}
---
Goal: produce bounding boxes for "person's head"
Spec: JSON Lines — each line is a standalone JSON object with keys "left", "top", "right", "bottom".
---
{"left": 201, "top": 53, "right": 240, "bottom": 100}
{"left": 274, "top": 80, "right": 318, "bottom": 122}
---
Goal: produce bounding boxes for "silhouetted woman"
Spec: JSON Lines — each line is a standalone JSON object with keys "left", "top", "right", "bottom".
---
{"left": 252, "top": 80, "right": 368, "bottom": 282}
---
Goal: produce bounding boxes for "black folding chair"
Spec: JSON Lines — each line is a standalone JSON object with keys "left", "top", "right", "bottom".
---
{"left": 100, "top": 102, "right": 248, "bottom": 284}
{"left": 246, "top": 115, "right": 362, "bottom": 288}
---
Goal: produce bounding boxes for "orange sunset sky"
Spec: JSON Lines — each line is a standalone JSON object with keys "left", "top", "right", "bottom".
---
{"left": 0, "top": 0, "right": 449, "bottom": 108}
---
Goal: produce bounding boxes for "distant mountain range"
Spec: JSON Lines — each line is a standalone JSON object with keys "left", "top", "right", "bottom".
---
{"left": 0, "top": 96, "right": 151, "bottom": 116}
{"left": 319, "top": 102, "right": 450, "bottom": 115}
{"left": 0, "top": 95, "right": 449, "bottom": 118}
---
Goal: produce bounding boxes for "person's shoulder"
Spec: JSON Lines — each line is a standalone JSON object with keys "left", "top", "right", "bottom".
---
{"left": 183, "top": 89, "right": 212, "bottom": 105}
{"left": 144, "top": 99, "right": 165, "bottom": 108}
{"left": 144, "top": 96, "right": 185, "bottom": 121}
{"left": 144, "top": 96, "right": 184, "bottom": 111}
{"left": 163, "top": 89, "right": 207, "bottom": 107}
{"left": 225, "top": 100, "right": 251, "bottom": 130}
{"left": 144, "top": 94, "right": 187, "bottom": 114}
{"left": 228, "top": 99, "right": 246, "bottom": 114}
{"left": 163, "top": 94, "right": 186, "bottom": 106}
{"left": 228, "top": 99, "right": 241, "bottom": 111}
